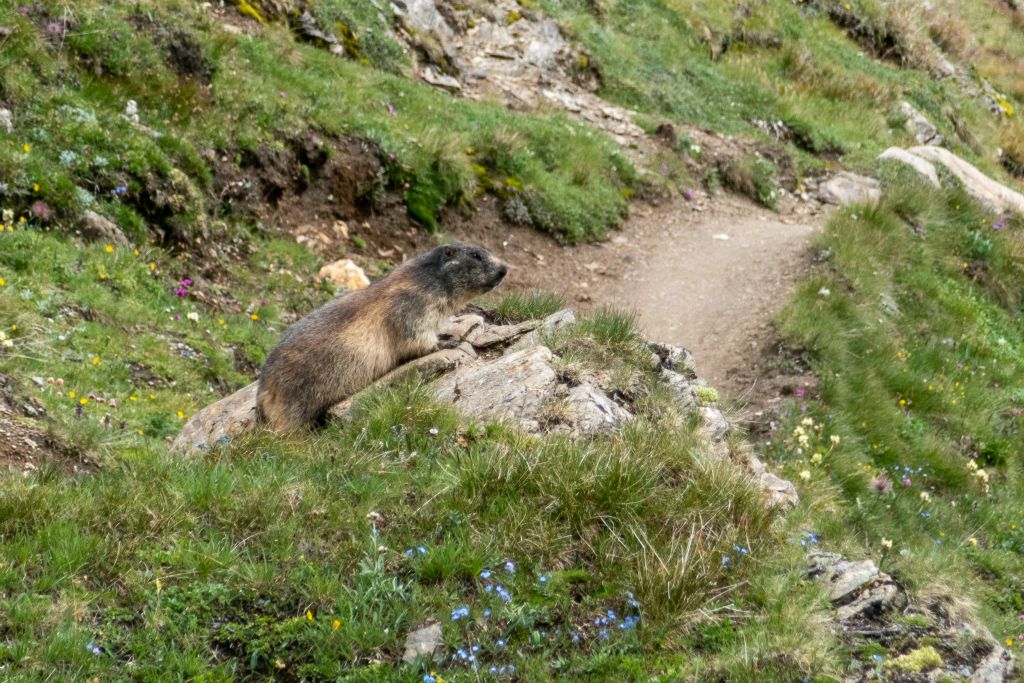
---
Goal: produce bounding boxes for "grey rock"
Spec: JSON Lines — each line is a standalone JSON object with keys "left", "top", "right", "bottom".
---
{"left": 402, "top": 622, "right": 444, "bottom": 664}
{"left": 466, "top": 319, "right": 539, "bottom": 348}
{"left": 432, "top": 345, "right": 631, "bottom": 435}
{"left": 439, "top": 314, "right": 485, "bottom": 345}
{"left": 0, "top": 108, "right": 12, "bottom": 134}
{"left": 899, "top": 101, "right": 943, "bottom": 146}
{"left": 819, "top": 172, "right": 882, "bottom": 206}
{"left": 878, "top": 146, "right": 940, "bottom": 187}
{"left": 971, "top": 644, "right": 1015, "bottom": 683}
{"left": 649, "top": 342, "right": 698, "bottom": 378}
{"left": 757, "top": 470, "right": 800, "bottom": 509}
{"left": 170, "top": 381, "right": 259, "bottom": 455}
{"left": 909, "top": 145, "right": 1024, "bottom": 215}
{"left": 699, "top": 405, "right": 731, "bottom": 441}
{"left": 423, "top": 66, "right": 462, "bottom": 92}
{"left": 824, "top": 559, "right": 881, "bottom": 603}
{"left": 661, "top": 369, "right": 697, "bottom": 411}
{"left": 836, "top": 580, "right": 900, "bottom": 620}
{"left": 81, "top": 210, "right": 130, "bottom": 246}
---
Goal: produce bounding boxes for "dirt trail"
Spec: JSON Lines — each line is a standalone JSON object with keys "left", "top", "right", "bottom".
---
{"left": 458, "top": 193, "right": 822, "bottom": 396}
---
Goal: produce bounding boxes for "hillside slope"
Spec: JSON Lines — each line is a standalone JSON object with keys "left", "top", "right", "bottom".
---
{"left": 2, "top": 0, "right": 1024, "bottom": 680}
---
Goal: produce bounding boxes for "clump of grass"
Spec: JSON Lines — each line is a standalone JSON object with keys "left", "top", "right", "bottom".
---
{"left": 1000, "top": 121, "right": 1024, "bottom": 178}
{"left": 490, "top": 291, "right": 566, "bottom": 323}
{"left": 720, "top": 154, "right": 778, "bottom": 209}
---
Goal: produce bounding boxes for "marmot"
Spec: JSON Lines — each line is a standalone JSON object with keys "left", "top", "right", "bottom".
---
{"left": 256, "top": 242, "right": 508, "bottom": 432}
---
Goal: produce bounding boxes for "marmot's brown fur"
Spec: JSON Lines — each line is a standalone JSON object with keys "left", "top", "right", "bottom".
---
{"left": 256, "top": 243, "right": 508, "bottom": 432}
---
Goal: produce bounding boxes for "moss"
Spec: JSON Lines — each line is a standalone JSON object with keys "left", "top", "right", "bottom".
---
{"left": 885, "top": 646, "right": 943, "bottom": 673}
{"left": 507, "top": 11, "right": 523, "bottom": 24}
{"left": 695, "top": 386, "right": 720, "bottom": 405}
{"left": 236, "top": 0, "right": 266, "bottom": 24}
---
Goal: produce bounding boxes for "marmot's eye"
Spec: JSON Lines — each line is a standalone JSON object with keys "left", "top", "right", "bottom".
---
{"left": 473, "top": 252, "right": 483, "bottom": 261}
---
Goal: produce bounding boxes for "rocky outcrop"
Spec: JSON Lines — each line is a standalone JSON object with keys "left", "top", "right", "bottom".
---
{"left": 809, "top": 551, "right": 1016, "bottom": 681}
{"left": 172, "top": 309, "right": 798, "bottom": 509}
{"left": 880, "top": 146, "right": 1024, "bottom": 215}
{"left": 908, "top": 146, "right": 1024, "bottom": 215}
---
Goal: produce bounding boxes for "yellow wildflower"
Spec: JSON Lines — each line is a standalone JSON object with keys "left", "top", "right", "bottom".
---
{"left": 68, "top": 391, "right": 76, "bottom": 398}
{"left": 798, "top": 470, "right": 811, "bottom": 481}
{"left": 156, "top": 578, "right": 163, "bottom": 593}
{"left": 251, "top": 313, "right": 259, "bottom": 321}
{"left": 22, "top": 143, "right": 31, "bottom": 153}
{"left": 92, "top": 356, "right": 100, "bottom": 366}
{"left": 105, "top": 245, "right": 114, "bottom": 253}
{"left": 306, "top": 610, "right": 314, "bottom": 621}
{"left": 811, "top": 452, "right": 823, "bottom": 465}
{"left": 177, "top": 410, "right": 184, "bottom": 418}
{"left": 79, "top": 398, "right": 88, "bottom": 405}
{"left": 32, "top": 183, "right": 39, "bottom": 192}
{"left": 332, "top": 619, "right": 341, "bottom": 630}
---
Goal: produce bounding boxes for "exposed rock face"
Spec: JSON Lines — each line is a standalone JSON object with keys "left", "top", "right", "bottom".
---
{"left": 171, "top": 309, "right": 798, "bottom": 509}
{"left": 908, "top": 145, "right": 1024, "bottom": 215}
{"left": 819, "top": 172, "right": 882, "bottom": 206}
{"left": 809, "top": 551, "right": 1016, "bottom": 681}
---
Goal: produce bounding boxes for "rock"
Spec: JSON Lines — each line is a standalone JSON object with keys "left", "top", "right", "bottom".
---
{"left": 699, "top": 405, "right": 731, "bottom": 441}
{"left": 170, "top": 381, "right": 259, "bottom": 454}
{"left": 756, "top": 470, "right": 800, "bottom": 509}
{"left": 0, "top": 107, "right": 12, "bottom": 134}
{"left": 295, "top": 221, "right": 348, "bottom": 251}
{"left": 971, "top": 644, "right": 1015, "bottom": 683}
{"left": 432, "top": 345, "right": 632, "bottom": 435}
{"left": 878, "top": 146, "right": 940, "bottom": 187}
{"left": 317, "top": 259, "right": 370, "bottom": 291}
{"left": 909, "top": 145, "right": 1024, "bottom": 215}
{"left": 80, "top": 210, "right": 130, "bottom": 246}
{"left": 836, "top": 580, "right": 900, "bottom": 620}
{"left": 402, "top": 623, "right": 444, "bottom": 664}
{"left": 822, "top": 558, "right": 881, "bottom": 603}
{"left": 523, "top": 20, "right": 567, "bottom": 69}
{"left": 819, "top": 172, "right": 882, "bottom": 206}
{"left": 422, "top": 66, "right": 462, "bottom": 92}
{"left": 899, "top": 101, "right": 943, "bottom": 145}
{"left": 661, "top": 369, "right": 697, "bottom": 411}
{"left": 649, "top": 342, "right": 698, "bottom": 378}
{"left": 466, "top": 320, "right": 540, "bottom": 348}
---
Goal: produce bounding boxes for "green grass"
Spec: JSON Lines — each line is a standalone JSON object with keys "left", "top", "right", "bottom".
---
{"left": 765, "top": 166, "right": 1024, "bottom": 667}
{"left": 0, "top": 232, "right": 785, "bottom": 677}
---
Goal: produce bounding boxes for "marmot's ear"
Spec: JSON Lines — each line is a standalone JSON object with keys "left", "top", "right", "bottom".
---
{"left": 441, "top": 244, "right": 460, "bottom": 261}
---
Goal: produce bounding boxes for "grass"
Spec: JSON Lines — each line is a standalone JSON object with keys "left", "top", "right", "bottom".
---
{"left": 2, "top": 0, "right": 1024, "bottom": 679}
{"left": 765, "top": 165, "right": 1024, "bottom": 668}
{"left": 0, "top": 231, "right": 784, "bottom": 677}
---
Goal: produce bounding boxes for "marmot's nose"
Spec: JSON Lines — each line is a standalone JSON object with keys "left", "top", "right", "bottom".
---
{"left": 497, "top": 264, "right": 508, "bottom": 279}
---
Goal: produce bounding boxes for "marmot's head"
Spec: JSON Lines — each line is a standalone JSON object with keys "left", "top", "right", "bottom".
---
{"left": 417, "top": 242, "right": 508, "bottom": 302}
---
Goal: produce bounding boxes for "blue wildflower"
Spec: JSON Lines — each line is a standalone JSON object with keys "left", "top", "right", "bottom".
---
{"left": 607, "top": 610, "right": 618, "bottom": 621}
{"left": 721, "top": 555, "right": 731, "bottom": 568}
{"left": 472, "top": 644, "right": 480, "bottom": 653}
{"left": 539, "top": 573, "right": 550, "bottom": 584}
{"left": 86, "top": 642, "right": 101, "bottom": 655}
{"left": 572, "top": 631, "right": 581, "bottom": 644}
{"left": 504, "top": 561, "right": 515, "bottom": 574}
{"left": 489, "top": 666, "right": 498, "bottom": 675}
{"left": 496, "top": 639, "right": 505, "bottom": 648}
{"left": 424, "top": 675, "right": 436, "bottom": 683}
{"left": 733, "top": 544, "right": 749, "bottom": 555}
{"left": 452, "top": 606, "right": 470, "bottom": 621}
{"left": 497, "top": 586, "right": 512, "bottom": 603}
{"left": 599, "top": 628, "right": 609, "bottom": 640}
{"left": 483, "top": 609, "right": 492, "bottom": 618}
{"left": 405, "top": 549, "right": 414, "bottom": 557}
{"left": 480, "top": 570, "right": 492, "bottom": 580}
{"left": 417, "top": 546, "right": 428, "bottom": 555}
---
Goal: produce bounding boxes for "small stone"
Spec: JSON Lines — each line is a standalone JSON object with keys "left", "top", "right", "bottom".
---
{"left": 699, "top": 405, "right": 730, "bottom": 442}
{"left": 317, "top": 259, "right": 370, "bottom": 291}
{"left": 899, "top": 101, "right": 943, "bottom": 146}
{"left": 0, "top": 108, "right": 12, "bottom": 134}
{"left": 402, "top": 623, "right": 443, "bottom": 664}
{"left": 81, "top": 210, "right": 130, "bottom": 246}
